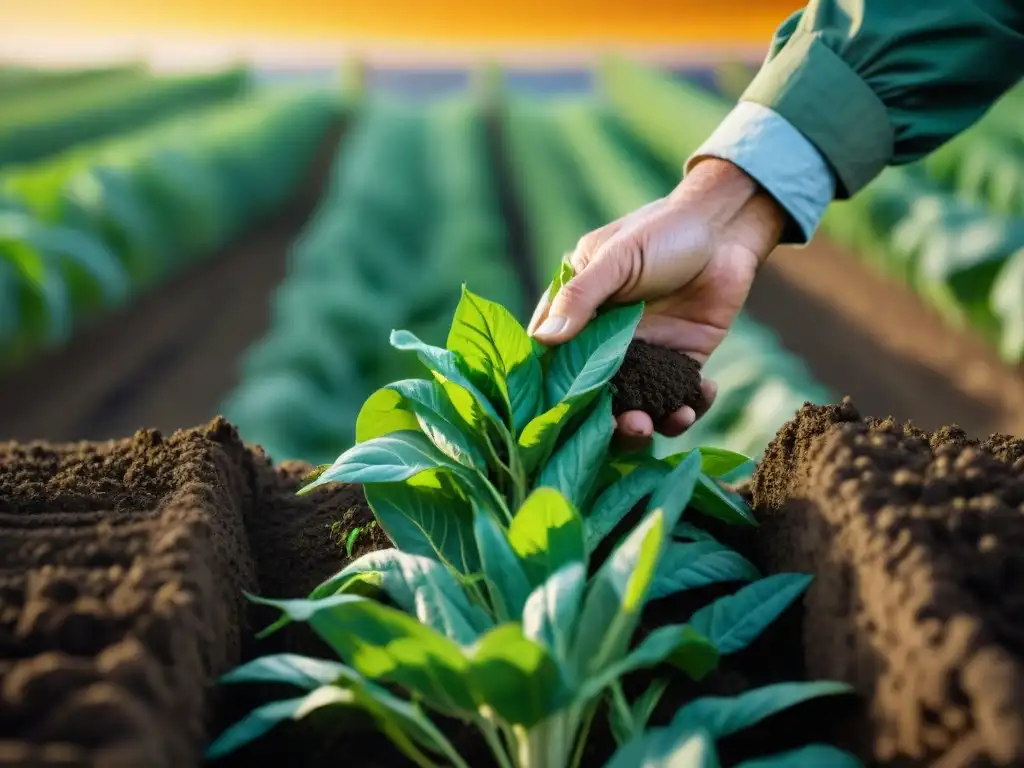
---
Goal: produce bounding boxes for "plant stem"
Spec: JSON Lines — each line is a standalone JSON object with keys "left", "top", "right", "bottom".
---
{"left": 484, "top": 430, "right": 516, "bottom": 486}
{"left": 610, "top": 682, "right": 635, "bottom": 736}
{"left": 480, "top": 719, "right": 516, "bottom": 768}
{"left": 505, "top": 435, "right": 527, "bottom": 512}
{"left": 486, "top": 479, "right": 515, "bottom": 526}
{"left": 569, "top": 703, "right": 600, "bottom": 768}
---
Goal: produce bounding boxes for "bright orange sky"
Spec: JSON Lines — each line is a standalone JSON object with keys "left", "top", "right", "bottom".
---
{"left": 2, "top": 0, "right": 799, "bottom": 44}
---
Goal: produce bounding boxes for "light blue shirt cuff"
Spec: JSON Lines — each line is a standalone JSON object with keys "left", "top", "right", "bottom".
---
{"left": 685, "top": 101, "right": 837, "bottom": 244}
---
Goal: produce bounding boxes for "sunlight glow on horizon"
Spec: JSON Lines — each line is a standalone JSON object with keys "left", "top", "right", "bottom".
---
{"left": 1, "top": 0, "right": 798, "bottom": 44}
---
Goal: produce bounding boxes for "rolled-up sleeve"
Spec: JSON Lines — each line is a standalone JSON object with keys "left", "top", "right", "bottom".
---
{"left": 741, "top": 0, "right": 1024, "bottom": 198}
{"left": 686, "top": 102, "right": 836, "bottom": 244}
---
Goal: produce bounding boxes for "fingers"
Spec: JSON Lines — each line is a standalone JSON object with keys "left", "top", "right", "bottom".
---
{"left": 529, "top": 220, "right": 624, "bottom": 336}
{"left": 530, "top": 245, "right": 628, "bottom": 344}
{"left": 657, "top": 406, "right": 697, "bottom": 438}
{"left": 695, "top": 379, "right": 718, "bottom": 420}
{"left": 527, "top": 291, "right": 552, "bottom": 337}
{"left": 655, "top": 379, "right": 718, "bottom": 437}
{"left": 613, "top": 411, "right": 655, "bottom": 453}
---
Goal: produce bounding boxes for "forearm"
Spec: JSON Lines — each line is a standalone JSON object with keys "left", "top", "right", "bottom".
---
{"left": 742, "top": 0, "right": 1024, "bottom": 198}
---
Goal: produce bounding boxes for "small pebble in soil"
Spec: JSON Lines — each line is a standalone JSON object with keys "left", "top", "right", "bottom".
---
{"left": 611, "top": 340, "right": 703, "bottom": 421}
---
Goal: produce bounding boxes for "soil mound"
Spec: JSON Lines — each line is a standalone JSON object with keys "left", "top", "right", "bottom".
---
{"left": 242, "top": 457, "right": 385, "bottom": 604}
{"left": 0, "top": 418, "right": 258, "bottom": 766}
{"left": 751, "top": 398, "right": 1024, "bottom": 766}
{"left": 611, "top": 340, "right": 703, "bottom": 421}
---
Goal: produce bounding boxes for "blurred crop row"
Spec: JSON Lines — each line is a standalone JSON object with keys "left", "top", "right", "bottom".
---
{"left": 1, "top": 57, "right": 1020, "bottom": 464}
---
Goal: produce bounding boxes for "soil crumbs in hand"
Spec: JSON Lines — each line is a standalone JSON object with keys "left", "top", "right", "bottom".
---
{"left": 612, "top": 340, "right": 703, "bottom": 421}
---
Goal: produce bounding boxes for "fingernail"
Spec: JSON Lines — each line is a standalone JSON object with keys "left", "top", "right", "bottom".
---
{"left": 535, "top": 316, "right": 567, "bottom": 337}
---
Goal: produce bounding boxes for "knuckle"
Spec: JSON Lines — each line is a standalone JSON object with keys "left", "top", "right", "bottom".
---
{"left": 597, "top": 236, "right": 635, "bottom": 283}
{"left": 557, "top": 275, "right": 592, "bottom": 308}
{"left": 572, "top": 233, "right": 601, "bottom": 269}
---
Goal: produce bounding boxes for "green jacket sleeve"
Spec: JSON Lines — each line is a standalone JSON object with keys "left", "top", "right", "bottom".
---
{"left": 741, "top": 0, "right": 1024, "bottom": 198}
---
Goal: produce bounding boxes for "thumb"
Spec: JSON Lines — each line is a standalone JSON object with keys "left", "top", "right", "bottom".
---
{"left": 531, "top": 242, "right": 628, "bottom": 345}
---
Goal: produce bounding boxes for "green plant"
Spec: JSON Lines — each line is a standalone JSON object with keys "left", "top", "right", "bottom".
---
{"left": 209, "top": 275, "right": 860, "bottom": 767}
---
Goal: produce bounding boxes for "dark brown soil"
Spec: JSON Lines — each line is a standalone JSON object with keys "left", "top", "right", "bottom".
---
{"left": 0, "top": 417, "right": 258, "bottom": 767}
{"left": 244, "top": 458, "right": 387, "bottom": 605}
{"left": 611, "top": 340, "right": 703, "bottom": 421}
{"left": 209, "top": 456, "right": 402, "bottom": 768}
{"left": 0, "top": 417, "right": 394, "bottom": 767}
{"left": 751, "top": 398, "right": 1024, "bottom": 767}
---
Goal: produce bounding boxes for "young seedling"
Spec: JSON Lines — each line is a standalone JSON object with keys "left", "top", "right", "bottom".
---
{"left": 209, "top": 267, "right": 861, "bottom": 767}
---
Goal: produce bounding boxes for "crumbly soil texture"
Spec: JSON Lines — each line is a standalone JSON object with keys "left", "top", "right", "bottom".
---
{"left": 9, "top": 400, "right": 1024, "bottom": 767}
{"left": 611, "top": 340, "right": 703, "bottom": 421}
{"left": 0, "top": 418, "right": 384, "bottom": 768}
{"left": 752, "top": 398, "right": 1024, "bottom": 767}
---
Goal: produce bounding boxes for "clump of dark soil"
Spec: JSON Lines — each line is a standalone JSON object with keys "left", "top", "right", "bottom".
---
{"left": 0, "top": 417, "right": 259, "bottom": 767}
{"left": 611, "top": 340, "right": 703, "bottom": 421}
{"left": 752, "top": 397, "right": 1024, "bottom": 767}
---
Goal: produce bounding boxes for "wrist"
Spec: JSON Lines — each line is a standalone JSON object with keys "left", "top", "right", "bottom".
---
{"left": 673, "top": 157, "right": 759, "bottom": 206}
{"left": 672, "top": 158, "right": 786, "bottom": 260}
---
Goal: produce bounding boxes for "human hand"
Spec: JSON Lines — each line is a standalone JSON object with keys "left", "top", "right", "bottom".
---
{"left": 528, "top": 158, "right": 786, "bottom": 447}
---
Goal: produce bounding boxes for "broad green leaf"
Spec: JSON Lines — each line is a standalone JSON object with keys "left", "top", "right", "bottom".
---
{"left": 220, "top": 654, "right": 356, "bottom": 690}
{"left": 547, "top": 259, "right": 575, "bottom": 301}
{"left": 300, "top": 431, "right": 455, "bottom": 493}
{"left": 647, "top": 450, "right": 703, "bottom": 531}
{"left": 507, "top": 487, "right": 587, "bottom": 587}
{"left": 392, "top": 379, "right": 488, "bottom": 469}
{"left": 648, "top": 541, "right": 761, "bottom": 601}
{"left": 391, "top": 329, "right": 507, "bottom": 436}
{"left": 586, "top": 462, "right": 669, "bottom": 552}
{"left": 688, "top": 573, "right": 813, "bottom": 655}
{"left": 672, "top": 522, "right": 720, "bottom": 543}
{"left": 536, "top": 389, "right": 614, "bottom": 509}
{"left": 691, "top": 475, "right": 757, "bottom": 526}
{"left": 309, "top": 548, "right": 490, "bottom": 643}
{"left": 521, "top": 561, "right": 587, "bottom": 667}
{"left": 468, "top": 623, "right": 570, "bottom": 727}
{"left": 604, "top": 727, "right": 720, "bottom": 768}
{"left": 665, "top": 447, "right": 754, "bottom": 478}
{"left": 505, "top": 487, "right": 585, "bottom": 589}
{"left": 208, "top": 675, "right": 460, "bottom": 765}
{"left": 517, "top": 399, "right": 575, "bottom": 476}
{"left": 544, "top": 304, "right": 644, "bottom": 407}
{"left": 448, "top": 286, "right": 542, "bottom": 433}
{"left": 593, "top": 450, "right": 660, "bottom": 493}
{"left": 473, "top": 501, "right": 532, "bottom": 623}
{"left": 356, "top": 381, "right": 486, "bottom": 470}
{"left": 256, "top": 594, "right": 476, "bottom": 715}
{"left": 363, "top": 474, "right": 480, "bottom": 575}
{"left": 572, "top": 508, "right": 665, "bottom": 677}
{"left": 669, "top": 681, "right": 854, "bottom": 738}
{"left": 579, "top": 623, "right": 718, "bottom": 700}
{"left": 355, "top": 386, "right": 425, "bottom": 441}
{"left": 205, "top": 687, "right": 352, "bottom": 758}
{"left": 736, "top": 745, "right": 864, "bottom": 768}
